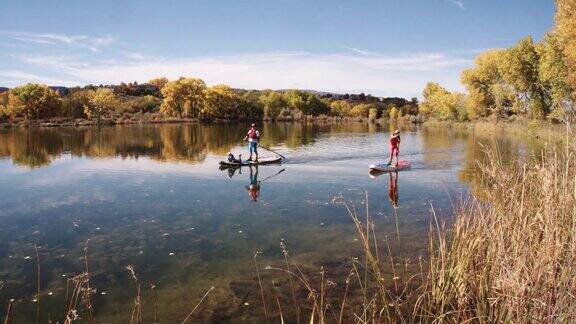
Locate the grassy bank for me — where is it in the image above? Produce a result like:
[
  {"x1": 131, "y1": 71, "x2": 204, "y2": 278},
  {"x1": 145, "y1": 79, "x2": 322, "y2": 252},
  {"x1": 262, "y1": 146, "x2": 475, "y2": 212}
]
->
[{"x1": 423, "y1": 118, "x2": 568, "y2": 143}]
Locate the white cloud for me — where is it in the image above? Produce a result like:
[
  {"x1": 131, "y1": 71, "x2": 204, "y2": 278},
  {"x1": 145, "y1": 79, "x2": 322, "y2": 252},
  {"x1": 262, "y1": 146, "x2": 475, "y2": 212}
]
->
[
  {"x1": 57, "y1": 51, "x2": 470, "y2": 97},
  {"x1": 450, "y1": 0, "x2": 465, "y2": 10},
  {"x1": 344, "y1": 47, "x2": 374, "y2": 55},
  {"x1": 0, "y1": 31, "x2": 114, "y2": 51},
  {"x1": 0, "y1": 69, "x2": 78, "y2": 87},
  {"x1": 123, "y1": 51, "x2": 148, "y2": 60},
  {"x1": 6, "y1": 49, "x2": 472, "y2": 97}
]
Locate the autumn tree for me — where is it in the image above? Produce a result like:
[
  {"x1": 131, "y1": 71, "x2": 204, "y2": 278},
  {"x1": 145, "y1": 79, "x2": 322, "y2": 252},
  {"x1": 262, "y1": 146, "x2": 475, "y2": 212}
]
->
[
  {"x1": 0, "y1": 91, "x2": 8, "y2": 121},
  {"x1": 62, "y1": 89, "x2": 92, "y2": 118},
  {"x1": 349, "y1": 103, "x2": 373, "y2": 118},
  {"x1": 259, "y1": 91, "x2": 285, "y2": 120},
  {"x1": 389, "y1": 106, "x2": 399, "y2": 120},
  {"x1": 329, "y1": 100, "x2": 352, "y2": 117},
  {"x1": 461, "y1": 50, "x2": 506, "y2": 118},
  {"x1": 148, "y1": 77, "x2": 169, "y2": 91},
  {"x1": 501, "y1": 37, "x2": 549, "y2": 118},
  {"x1": 420, "y1": 82, "x2": 468, "y2": 121},
  {"x1": 6, "y1": 84, "x2": 62, "y2": 120},
  {"x1": 202, "y1": 85, "x2": 239, "y2": 119},
  {"x1": 555, "y1": 0, "x2": 576, "y2": 99},
  {"x1": 160, "y1": 78, "x2": 206, "y2": 118},
  {"x1": 84, "y1": 88, "x2": 120, "y2": 120}
]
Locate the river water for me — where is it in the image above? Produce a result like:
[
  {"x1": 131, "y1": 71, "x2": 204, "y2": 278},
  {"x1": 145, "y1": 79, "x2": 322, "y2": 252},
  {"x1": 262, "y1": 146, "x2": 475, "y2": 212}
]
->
[{"x1": 0, "y1": 122, "x2": 540, "y2": 323}]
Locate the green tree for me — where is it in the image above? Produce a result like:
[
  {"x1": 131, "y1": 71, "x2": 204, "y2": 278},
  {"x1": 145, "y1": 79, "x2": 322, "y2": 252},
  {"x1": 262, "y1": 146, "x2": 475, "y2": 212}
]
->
[
  {"x1": 84, "y1": 88, "x2": 119, "y2": 120},
  {"x1": 160, "y1": 78, "x2": 207, "y2": 118},
  {"x1": 259, "y1": 91, "x2": 285, "y2": 120},
  {"x1": 6, "y1": 84, "x2": 62, "y2": 120}
]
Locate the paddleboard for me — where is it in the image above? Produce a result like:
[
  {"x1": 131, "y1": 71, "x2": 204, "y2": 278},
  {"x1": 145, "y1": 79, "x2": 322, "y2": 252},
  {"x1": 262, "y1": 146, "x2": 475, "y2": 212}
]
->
[
  {"x1": 219, "y1": 156, "x2": 282, "y2": 167},
  {"x1": 369, "y1": 160, "x2": 410, "y2": 173}
]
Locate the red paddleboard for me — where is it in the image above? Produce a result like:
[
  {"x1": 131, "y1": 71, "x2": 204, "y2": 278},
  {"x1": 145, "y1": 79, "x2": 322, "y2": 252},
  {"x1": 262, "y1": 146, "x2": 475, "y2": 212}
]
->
[{"x1": 369, "y1": 160, "x2": 410, "y2": 173}]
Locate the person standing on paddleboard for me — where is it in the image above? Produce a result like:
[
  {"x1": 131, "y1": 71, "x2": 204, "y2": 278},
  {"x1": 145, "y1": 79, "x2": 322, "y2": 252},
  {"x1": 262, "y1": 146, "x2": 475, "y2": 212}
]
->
[
  {"x1": 387, "y1": 129, "x2": 401, "y2": 166},
  {"x1": 244, "y1": 123, "x2": 260, "y2": 162}
]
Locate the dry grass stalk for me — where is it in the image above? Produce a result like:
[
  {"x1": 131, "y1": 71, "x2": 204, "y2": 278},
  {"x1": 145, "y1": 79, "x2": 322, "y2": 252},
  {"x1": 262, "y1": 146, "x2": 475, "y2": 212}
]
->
[
  {"x1": 180, "y1": 286, "x2": 214, "y2": 323},
  {"x1": 126, "y1": 265, "x2": 142, "y2": 324},
  {"x1": 418, "y1": 144, "x2": 576, "y2": 322}
]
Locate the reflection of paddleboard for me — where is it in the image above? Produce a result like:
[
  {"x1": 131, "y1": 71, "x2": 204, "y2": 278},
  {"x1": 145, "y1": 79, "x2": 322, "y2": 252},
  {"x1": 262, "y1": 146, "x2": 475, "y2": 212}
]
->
[
  {"x1": 369, "y1": 160, "x2": 410, "y2": 173},
  {"x1": 219, "y1": 156, "x2": 282, "y2": 167}
]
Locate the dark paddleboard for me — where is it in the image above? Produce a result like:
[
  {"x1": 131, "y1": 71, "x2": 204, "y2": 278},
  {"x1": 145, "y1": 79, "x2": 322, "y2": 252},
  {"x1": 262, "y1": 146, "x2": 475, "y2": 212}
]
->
[{"x1": 219, "y1": 156, "x2": 282, "y2": 167}]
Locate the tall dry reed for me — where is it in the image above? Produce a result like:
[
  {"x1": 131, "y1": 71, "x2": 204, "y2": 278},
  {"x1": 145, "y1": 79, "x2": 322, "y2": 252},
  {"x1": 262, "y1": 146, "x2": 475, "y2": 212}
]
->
[{"x1": 417, "y1": 145, "x2": 576, "y2": 322}]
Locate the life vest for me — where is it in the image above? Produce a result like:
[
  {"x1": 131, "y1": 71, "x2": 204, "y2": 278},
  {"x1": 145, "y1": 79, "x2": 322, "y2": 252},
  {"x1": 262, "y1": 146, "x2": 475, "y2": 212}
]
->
[
  {"x1": 248, "y1": 128, "x2": 258, "y2": 139},
  {"x1": 390, "y1": 135, "x2": 400, "y2": 147}
]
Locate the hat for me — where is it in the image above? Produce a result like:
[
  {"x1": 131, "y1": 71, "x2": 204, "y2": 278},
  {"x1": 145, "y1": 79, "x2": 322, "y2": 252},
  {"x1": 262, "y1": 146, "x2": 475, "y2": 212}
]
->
[
  {"x1": 251, "y1": 123, "x2": 255, "y2": 127},
  {"x1": 394, "y1": 129, "x2": 400, "y2": 134}
]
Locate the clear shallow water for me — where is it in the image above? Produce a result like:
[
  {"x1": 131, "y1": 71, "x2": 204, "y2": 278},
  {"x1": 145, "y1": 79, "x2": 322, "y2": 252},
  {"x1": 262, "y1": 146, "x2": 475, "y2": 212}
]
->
[{"x1": 0, "y1": 123, "x2": 539, "y2": 322}]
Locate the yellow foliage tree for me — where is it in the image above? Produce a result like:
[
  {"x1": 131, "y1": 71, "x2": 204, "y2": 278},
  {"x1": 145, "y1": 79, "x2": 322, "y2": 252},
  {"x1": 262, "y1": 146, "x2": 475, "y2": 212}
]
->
[
  {"x1": 389, "y1": 106, "x2": 399, "y2": 120},
  {"x1": 555, "y1": 0, "x2": 576, "y2": 98},
  {"x1": 84, "y1": 88, "x2": 119, "y2": 120},
  {"x1": 0, "y1": 92, "x2": 8, "y2": 121},
  {"x1": 202, "y1": 85, "x2": 240, "y2": 120},
  {"x1": 148, "y1": 77, "x2": 169, "y2": 90},
  {"x1": 349, "y1": 103, "x2": 373, "y2": 118},
  {"x1": 259, "y1": 91, "x2": 285, "y2": 120},
  {"x1": 461, "y1": 50, "x2": 508, "y2": 118},
  {"x1": 160, "y1": 78, "x2": 206, "y2": 118},
  {"x1": 6, "y1": 84, "x2": 62, "y2": 120},
  {"x1": 329, "y1": 100, "x2": 351, "y2": 117}
]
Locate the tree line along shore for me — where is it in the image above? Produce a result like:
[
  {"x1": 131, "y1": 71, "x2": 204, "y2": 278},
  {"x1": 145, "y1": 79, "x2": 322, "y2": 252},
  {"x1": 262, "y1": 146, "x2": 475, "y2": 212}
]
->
[
  {"x1": 419, "y1": 6, "x2": 575, "y2": 125},
  {"x1": 1, "y1": 2, "x2": 574, "y2": 132},
  {"x1": 0, "y1": 79, "x2": 420, "y2": 128}
]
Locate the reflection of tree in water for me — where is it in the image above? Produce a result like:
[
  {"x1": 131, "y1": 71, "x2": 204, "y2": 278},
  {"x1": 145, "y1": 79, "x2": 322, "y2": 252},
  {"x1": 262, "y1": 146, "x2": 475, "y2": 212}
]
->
[
  {"x1": 0, "y1": 125, "x2": 243, "y2": 167},
  {"x1": 262, "y1": 122, "x2": 385, "y2": 149},
  {"x1": 457, "y1": 131, "x2": 548, "y2": 198},
  {"x1": 0, "y1": 122, "x2": 417, "y2": 168},
  {"x1": 0, "y1": 129, "x2": 63, "y2": 167}
]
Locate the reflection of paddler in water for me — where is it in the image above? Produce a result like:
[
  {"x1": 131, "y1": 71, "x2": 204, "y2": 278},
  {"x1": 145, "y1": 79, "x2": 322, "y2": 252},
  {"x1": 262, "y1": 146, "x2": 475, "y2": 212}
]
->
[
  {"x1": 245, "y1": 166, "x2": 261, "y2": 201},
  {"x1": 388, "y1": 171, "x2": 399, "y2": 209}
]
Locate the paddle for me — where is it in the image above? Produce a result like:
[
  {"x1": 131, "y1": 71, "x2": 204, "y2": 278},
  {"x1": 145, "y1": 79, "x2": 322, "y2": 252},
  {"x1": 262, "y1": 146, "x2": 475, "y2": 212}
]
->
[
  {"x1": 258, "y1": 144, "x2": 286, "y2": 159},
  {"x1": 259, "y1": 168, "x2": 286, "y2": 183}
]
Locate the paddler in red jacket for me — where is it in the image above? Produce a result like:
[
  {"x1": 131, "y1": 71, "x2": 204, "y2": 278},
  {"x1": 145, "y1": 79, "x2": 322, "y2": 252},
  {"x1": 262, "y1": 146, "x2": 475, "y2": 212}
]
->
[
  {"x1": 387, "y1": 129, "x2": 400, "y2": 167},
  {"x1": 243, "y1": 123, "x2": 260, "y2": 162}
]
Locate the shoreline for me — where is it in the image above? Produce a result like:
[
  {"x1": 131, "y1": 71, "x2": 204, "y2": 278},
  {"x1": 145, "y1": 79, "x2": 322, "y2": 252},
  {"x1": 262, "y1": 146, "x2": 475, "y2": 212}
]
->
[{"x1": 0, "y1": 114, "x2": 422, "y2": 129}]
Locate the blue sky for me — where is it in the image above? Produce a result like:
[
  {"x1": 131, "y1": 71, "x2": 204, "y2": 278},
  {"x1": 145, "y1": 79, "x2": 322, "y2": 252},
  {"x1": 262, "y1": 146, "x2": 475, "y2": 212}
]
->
[{"x1": 0, "y1": 0, "x2": 555, "y2": 97}]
